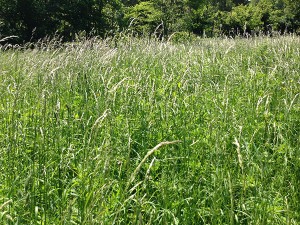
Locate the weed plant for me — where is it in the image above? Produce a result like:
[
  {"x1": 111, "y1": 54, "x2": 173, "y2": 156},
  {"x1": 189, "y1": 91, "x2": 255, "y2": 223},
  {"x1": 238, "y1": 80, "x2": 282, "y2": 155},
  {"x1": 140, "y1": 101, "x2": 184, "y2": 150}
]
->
[{"x1": 0, "y1": 35, "x2": 299, "y2": 224}]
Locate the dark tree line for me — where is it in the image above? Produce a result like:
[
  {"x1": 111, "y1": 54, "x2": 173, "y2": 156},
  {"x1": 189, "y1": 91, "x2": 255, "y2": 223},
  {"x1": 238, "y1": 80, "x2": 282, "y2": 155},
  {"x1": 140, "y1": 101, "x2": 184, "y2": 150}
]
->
[{"x1": 0, "y1": 0, "x2": 300, "y2": 42}]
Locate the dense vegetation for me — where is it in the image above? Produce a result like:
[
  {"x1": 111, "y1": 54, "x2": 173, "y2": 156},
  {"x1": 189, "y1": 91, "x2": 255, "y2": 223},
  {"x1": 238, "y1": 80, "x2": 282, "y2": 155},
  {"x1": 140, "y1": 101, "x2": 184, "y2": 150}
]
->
[
  {"x1": 0, "y1": 35, "x2": 300, "y2": 224},
  {"x1": 1, "y1": 0, "x2": 300, "y2": 42}
]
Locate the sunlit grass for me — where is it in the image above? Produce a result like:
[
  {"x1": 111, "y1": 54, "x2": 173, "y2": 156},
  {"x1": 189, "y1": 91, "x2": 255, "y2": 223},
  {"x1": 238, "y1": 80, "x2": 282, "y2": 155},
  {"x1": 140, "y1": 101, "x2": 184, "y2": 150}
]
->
[{"x1": 0, "y1": 35, "x2": 299, "y2": 224}]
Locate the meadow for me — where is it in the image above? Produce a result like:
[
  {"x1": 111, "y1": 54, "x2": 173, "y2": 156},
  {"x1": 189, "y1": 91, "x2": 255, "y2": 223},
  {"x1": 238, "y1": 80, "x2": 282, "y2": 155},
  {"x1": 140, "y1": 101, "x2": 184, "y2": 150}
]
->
[{"x1": 0, "y1": 35, "x2": 300, "y2": 224}]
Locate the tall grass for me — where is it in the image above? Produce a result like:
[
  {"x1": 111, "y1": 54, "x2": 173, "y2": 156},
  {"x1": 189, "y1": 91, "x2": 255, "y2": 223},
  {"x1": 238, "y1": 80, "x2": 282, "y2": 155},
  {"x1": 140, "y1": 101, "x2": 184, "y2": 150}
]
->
[{"x1": 0, "y1": 35, "x2": 299, "y2": 224}]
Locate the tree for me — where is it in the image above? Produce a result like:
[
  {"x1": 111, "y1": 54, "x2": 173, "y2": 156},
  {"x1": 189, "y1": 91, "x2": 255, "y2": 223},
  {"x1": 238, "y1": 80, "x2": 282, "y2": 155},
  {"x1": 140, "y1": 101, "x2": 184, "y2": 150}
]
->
[
  {"x1": 283, "y1": 0, "x2": 300, "y2": 32},
  {"x1": 190, "y1": 4, "x2": 218, "y2": 36},
  {"x1": 0, "y1": 0, "x2": 125, "y2": 42},
  {"x1": 224, "y1": 4, "x2": 253, "y2": 35},
  {"x1": 0, "y1": 0, "x2": 18, "y2": 39},
  {"x1": 125, "y1": 1, "x2": 163, "y2": 35}
]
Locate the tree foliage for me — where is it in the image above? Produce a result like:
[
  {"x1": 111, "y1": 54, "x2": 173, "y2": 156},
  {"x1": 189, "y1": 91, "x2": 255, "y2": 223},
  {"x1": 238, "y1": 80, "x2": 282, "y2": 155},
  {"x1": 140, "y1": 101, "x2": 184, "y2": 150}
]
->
[
  {"x1": 0, "y1": 0, "x2": 123, "y2": 42},
  {"x1": 0, "y1": 0, "x2": 300, "y2": 42},
  {"x1": 125, "y1": 1, "x2": 163, "y2": 35}
]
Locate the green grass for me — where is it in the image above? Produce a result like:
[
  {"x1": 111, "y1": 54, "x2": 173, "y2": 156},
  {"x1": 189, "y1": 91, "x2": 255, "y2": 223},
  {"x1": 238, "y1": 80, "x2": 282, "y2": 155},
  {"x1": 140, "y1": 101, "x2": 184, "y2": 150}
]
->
[{"x1": 0, "y1": 35, "x2": 300, "y2": 224}]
